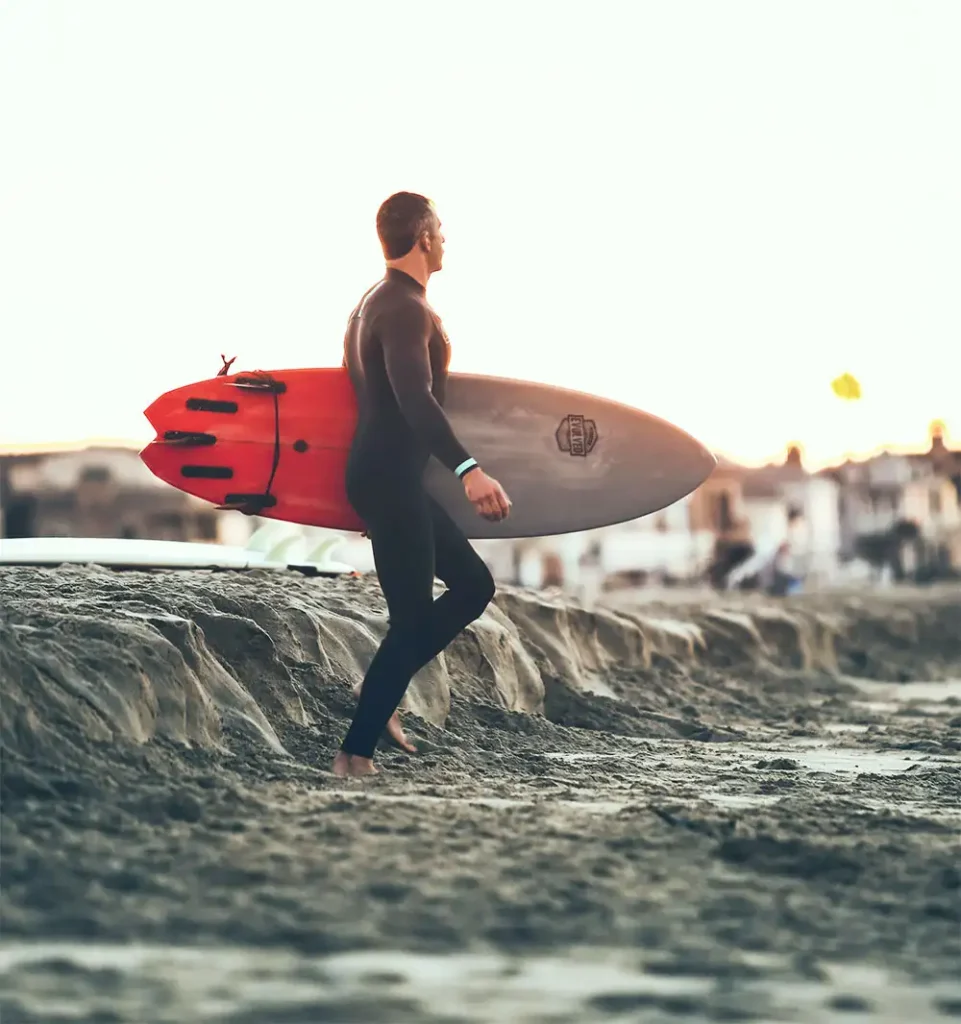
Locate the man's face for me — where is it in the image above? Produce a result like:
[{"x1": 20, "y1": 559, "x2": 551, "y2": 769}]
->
[{"x1": 423, "y1": 211, "x2": 445, "y2": 273}]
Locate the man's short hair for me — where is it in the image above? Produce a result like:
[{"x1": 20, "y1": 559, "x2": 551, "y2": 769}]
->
[{"x1": 376, "y1": 192, "x2": 436, "y2": 259}]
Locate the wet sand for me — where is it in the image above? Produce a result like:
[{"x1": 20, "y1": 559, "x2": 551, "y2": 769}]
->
[{"x1": 1, "y1": 567, "x2": 960, "y2": 1022}]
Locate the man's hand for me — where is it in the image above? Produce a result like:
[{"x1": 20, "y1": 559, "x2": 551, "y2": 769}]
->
[{"x1": 463, "y1": 468, "x2": 511, "y2": 522}]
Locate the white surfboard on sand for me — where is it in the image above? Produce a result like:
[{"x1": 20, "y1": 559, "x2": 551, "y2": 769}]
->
[{"x1": 0, "y1": 532, "x2": 355, "y2": 575}]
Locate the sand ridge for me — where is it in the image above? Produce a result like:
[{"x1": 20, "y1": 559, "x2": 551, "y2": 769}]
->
[{"x1": 1, "y1": 568, "x2": 960, "y2": 1022}]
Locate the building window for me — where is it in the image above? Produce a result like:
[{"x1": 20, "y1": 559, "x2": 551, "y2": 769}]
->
[
  {"x1": 149, "y1": 512, "x2": 185, "y2": 538},
  {"x1": 3, "y1": 497, "x2": 36, "y2": 539},
  {"x1": 80, "y1": 466, "x2": 111, "y2": 484},
  {"x1": 196, "y1": 515, "x2": 218, "y2": 541}
]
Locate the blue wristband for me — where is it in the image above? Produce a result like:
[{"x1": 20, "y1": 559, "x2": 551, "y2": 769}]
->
[{"x1": 454, "y1": 457, "x2": 478, "y2": 479}]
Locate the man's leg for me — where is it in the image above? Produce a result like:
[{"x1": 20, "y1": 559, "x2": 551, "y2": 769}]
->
[
  {"x1": 372, "y1": 499, "x2": 496, "y2": 753},
  {"x1": 428, "y1": 497, "x2": 496, "y2": 627},
  {"x1": 337, "y1": 496, "x2": 495, "y2": 767},
  {"x1": 336, "y1": 488, "x2": 437, "y2": 772},
  {"x1": 355, "y1": 499, "x2": 494, "y2": 755}
]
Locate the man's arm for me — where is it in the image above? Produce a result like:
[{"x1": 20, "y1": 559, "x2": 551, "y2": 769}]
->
[{"x1": 378, "y1": 303, "x2": 477, "y2": 477}]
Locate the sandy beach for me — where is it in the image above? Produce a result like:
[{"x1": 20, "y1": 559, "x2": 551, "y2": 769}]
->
[{"x1": 1, "y1": 566, "x2": 959, "y2": 1023}]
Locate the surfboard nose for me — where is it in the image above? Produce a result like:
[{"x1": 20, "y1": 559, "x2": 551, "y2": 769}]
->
[
  {"x1": 667, "y1": 426, "x2": 717, "y2": 489},
  {"x1": 695, "y1": 441, "x2": 718, "y2": 483}
]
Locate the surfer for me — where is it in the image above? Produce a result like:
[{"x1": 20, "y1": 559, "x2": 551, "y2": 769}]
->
[
  {"x1": 725, "y1": 506, "x2": 806, "y2": 596},
  {"x1": 333, "y1": 192, "x2": 512, "y2": 777}
]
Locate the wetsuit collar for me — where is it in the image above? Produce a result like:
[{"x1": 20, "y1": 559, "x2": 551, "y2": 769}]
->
[{"x1": 386, "y1": 267, "x2": 426, "y2": 295}]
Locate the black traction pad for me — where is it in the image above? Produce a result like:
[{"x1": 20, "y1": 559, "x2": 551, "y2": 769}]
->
[
  {"x1": 181, "y1": 465, "x2": 233, "y2": 479},
  {"x1": 186, "y1": 398, "x2": 239, "y2": 414}
]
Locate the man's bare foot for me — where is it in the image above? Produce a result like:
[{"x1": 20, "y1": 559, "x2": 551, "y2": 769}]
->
[
  {"x1": 384, "y1": 710, "x2": 418, "y2": 754},
  {"x1": 353, "y1": 684, "x2": 417, "y2": 754},
  {"x1": 331, "y1": 751, "x2": 378, "y2": 777}
]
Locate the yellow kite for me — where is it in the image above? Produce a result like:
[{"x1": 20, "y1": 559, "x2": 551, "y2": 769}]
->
[{"x1": 831, "y1": 372, "x2": 862, "y2": 401}]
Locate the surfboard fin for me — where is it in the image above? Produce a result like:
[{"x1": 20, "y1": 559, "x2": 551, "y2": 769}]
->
[
  {"x1": 162, "y1": 430, "x2": 217, "y2": 447},
  {"x1": 216, "y1": 493, "x2": 278, "y2": 515},
  {"x1": 228, "y1": 373, "x2": 287, "y2": 394}
]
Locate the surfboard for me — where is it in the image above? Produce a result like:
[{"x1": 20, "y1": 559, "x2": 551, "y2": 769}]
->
[
  {"x1": 0, "y1": 536, "x2": 355, "y2": 574},
  {"x1": 140, "y1": 367, "x2": 716, "y2": 539}
]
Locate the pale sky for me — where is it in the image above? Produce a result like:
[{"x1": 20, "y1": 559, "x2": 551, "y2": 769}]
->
[{"x1": 1, "y1": 0, "x2": 959, "y2": 468}]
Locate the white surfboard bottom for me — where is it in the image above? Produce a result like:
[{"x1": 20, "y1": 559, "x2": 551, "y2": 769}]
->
[{"x1": 0, "y1": 536, "x2": 355, "y2": 574}]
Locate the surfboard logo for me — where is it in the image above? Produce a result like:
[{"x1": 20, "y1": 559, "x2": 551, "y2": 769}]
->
[{"x1": 555, "y1": 414, "x2": 598, "y2": 457}]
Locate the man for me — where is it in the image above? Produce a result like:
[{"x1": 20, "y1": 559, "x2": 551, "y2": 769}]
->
[{"x1": 333, "y1": 192, "x2": 512, "y2": 777}]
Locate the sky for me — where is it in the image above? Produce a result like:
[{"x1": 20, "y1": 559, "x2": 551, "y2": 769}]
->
[{"x1": 1, "y1": 0, "x2": 959, "y2": 469}]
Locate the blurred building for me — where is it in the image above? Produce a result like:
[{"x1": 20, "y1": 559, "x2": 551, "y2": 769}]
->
[
  {"x1": 0, "y1": 446, "x2": 250, "y2": 543},
  {"x1": 818, "y1": 423, "x2": 961, "y2": 577}
]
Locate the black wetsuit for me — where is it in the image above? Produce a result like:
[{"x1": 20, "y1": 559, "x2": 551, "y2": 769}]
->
[{"x1": 340, "y1": 268, "x2": 495, "y2": 758}]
